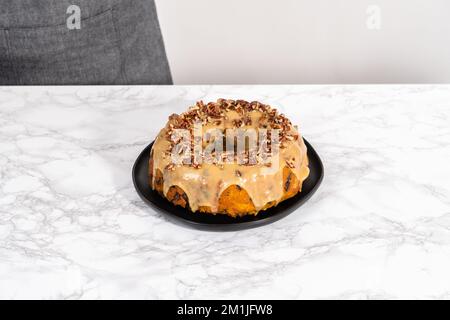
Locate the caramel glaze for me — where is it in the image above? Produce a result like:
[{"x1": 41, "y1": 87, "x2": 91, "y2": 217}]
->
[{"x1": 149, "y1": 99, "x2": 310, "y2": 215}]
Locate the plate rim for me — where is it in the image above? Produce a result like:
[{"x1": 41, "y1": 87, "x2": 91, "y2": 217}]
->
[{"x1": 132, "y1": 138, "x2": 324, "y2": 231}]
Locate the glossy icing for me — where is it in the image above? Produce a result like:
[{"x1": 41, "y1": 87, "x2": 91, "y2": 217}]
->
[{"x1": 150, "y1": 100, "x2": 310, "y2": 213}]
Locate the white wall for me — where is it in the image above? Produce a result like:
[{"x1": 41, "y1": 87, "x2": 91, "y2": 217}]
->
[{"x1": 155, "y1": 0, "x2": 450, "y2": 84}]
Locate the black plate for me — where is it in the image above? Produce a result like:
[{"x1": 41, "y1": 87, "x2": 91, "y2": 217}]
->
[{"x1": 132, "y1": 139, "x2": 324, "y2": 231}]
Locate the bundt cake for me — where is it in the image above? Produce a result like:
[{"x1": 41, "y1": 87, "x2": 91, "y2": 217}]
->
[{"x1": 149, "y1": 99, "x2": 310, "y2": 218}]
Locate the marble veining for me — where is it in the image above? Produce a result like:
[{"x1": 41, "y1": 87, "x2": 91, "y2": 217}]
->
[{"x1": 0, "y1": 85, "x2": 450, "y2": 299}]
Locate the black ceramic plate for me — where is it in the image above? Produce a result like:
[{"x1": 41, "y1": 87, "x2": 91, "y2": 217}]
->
[{"x1": 132, "y1": 139, "x2": 324, "y2": 231}]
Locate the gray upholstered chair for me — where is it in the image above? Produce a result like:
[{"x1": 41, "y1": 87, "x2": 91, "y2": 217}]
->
[{"x1": 0, "y1": 0, "x2": 172, "y2": 85}]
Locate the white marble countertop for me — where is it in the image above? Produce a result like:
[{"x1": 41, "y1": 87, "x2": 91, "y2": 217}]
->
[{"x1": 1, "y1": 85, "x2": 450, "y2": 299}]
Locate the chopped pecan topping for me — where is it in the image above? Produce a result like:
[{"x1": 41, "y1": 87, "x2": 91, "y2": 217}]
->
[
  {"x1": 163, "y1": 99, "x2": 298, "y2": 168},
  {"x1": 165, "y1": 163, "x2": 175, "y2": 171},
  {"x1": 285, "y1": 159, "x2": 295, "y2": 169}
]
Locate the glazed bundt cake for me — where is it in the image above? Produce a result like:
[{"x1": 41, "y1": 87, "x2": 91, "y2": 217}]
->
[{"x1": 149, "y1": 99, "x2": 310, "y2": 218}]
